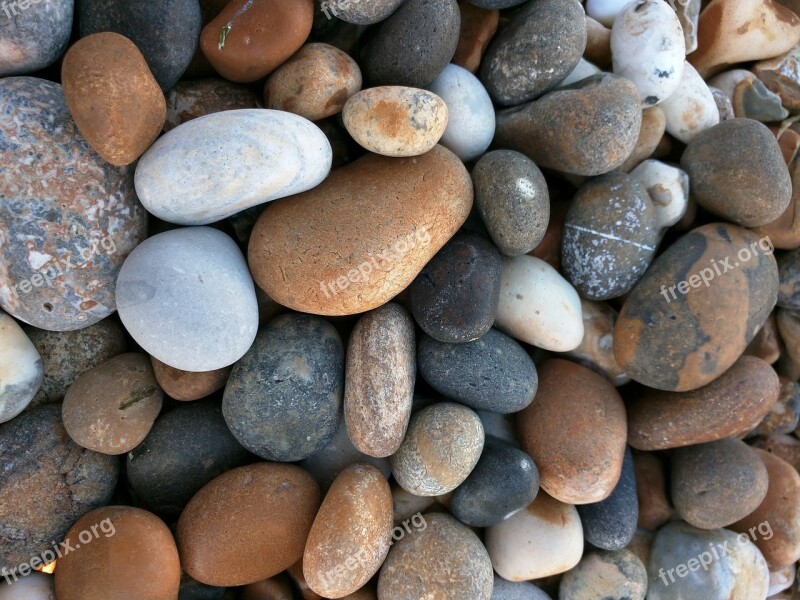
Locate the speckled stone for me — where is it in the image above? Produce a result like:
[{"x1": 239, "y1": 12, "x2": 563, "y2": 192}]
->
[
  {"x1": 660, "y1": 61, "x2": 719, "y2": 143},
  {"x1": 320, "y1": 0, "x2": 402, "y2": 23},
  {"x1": 164, "y1": 78, "x2": 258, "y2": 131},
  {"x1": 78, "y1": 0, "x2": 201, "y2": 91},
  {"x1": 751, "y1": 376, "x2": 800, "y2": 435},
  {"x1": 480, "y1": 0, "x2": 585, "y2": 106},
  {"x1": 495, "y1": 74, "x2": 642, "y2": 177},
  {"x1": 559, "y1": 549, "x2": 647, "y2": 600},
  {"x1": 0, "y1": 405, "x2": 119, "y2": 573},
  {"x1": 378, "y1": 513, "x2": 493, "y2": 600},
  {"x1": 565, "y1": 299, "x2": 629, "y2": 386},
  {"x1": 126, "y1": 400, "x2": 251, "y2": 515},
  {"x1": 452, "y1": 3, "x2": 498, "y2": 74},
  {"x1": 0, "y1": 77, "x2": 147, "y2": 331},
  {"x1": 0, "y1": 0, "x2": 73, "y2": 76},
  {"x1": 491, "y1": 576, "x2": 551, "y2": 600},
  {"x1": 0, "y1": 312, "x2": 41, "y2": 423},
  {"x1": 409, "y1": 233, "x2": 501, "y2": 343},
  {"x1": 418, "y1": 329, "x2": 537, "y2": 414},
  {"x1": 629, "y1": 159, "x2": 689, "y2": 233},
  {"x1": 116, "y1": 227, "x2": 259, "y2": 372},
  {"x1": 472, "y1": 150, "x2": 550, "y2": 257},
  {"x1": 150, "y1": 357, "x2": 230, "y2": 402}
]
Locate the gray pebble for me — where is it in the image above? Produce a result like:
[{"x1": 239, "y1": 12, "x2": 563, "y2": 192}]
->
[{"x1": 0, "y1": 0, "x2": 73, "y2": 76}]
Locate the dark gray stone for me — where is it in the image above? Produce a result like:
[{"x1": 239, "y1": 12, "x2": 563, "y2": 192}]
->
[
  {"x1": 0, "y1": 0, "x2": 73, "y2": 76},
  {"x1": 469, "y1": 0, "x2": 527, "y2": 8},
  {"x1": 778, "y1": 248, "x2": 800, "y2": 309},
  {"x1": 320, "y1": 0, "x2": 403, "y2": 24}
]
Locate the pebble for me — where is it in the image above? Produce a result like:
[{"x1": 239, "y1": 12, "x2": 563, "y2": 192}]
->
[
  {"x1": 177, "y1": 463, "x2": 321, "y2": 586},
  {"x1": 320, "y1": 0, "x2": 402, "y2": 24},
  {"x1": 164, "y1": 78, "x2": 258, "y2": 131},
  {"x1": 62, "y1": 353, "x2": 163, "y2": 455},
  {"x1": 116, "y1": 227, "x2": 258, "y2": 372},
  {"x1": 0, "y1": 572, "x2": 54, "y2": 600},
  {"x1": 241, "y1": 575, "x2": 293, "y2": 600},
  {"x1": 150, "y1": 357, "x2": 230, "y2": 401},
  {"x1": 632, "y1": 451, "x2": 672, "y2": 531},
  {"x1": 264, "y1": 43, "x2": 362, "y2": 121},
  {"x1": 614, "y1": 224, "x2": 779, "y2": 391},
  {"x1": 0, "y1": 312, "x2": 42, "y2": 423},
  {"x1": 628, "y1": 356, "x2": 780, "y2": 450},
  {"x1": 0, "y1": 0, "x2": 72, "y2": 76},
  {"x1": 452, "y1": 3, "x2": 498, "y2": 74},
  {"x1": 495, "y1": 256, "x2": 583, "y2": 351},
  {"x1": 751, "y1": 376, "x2": 800, "y2": 435},
  {"x1": 342, "y1": 86, "x2": 448, "y2": 157},
  {"x1": 628, "y1": 159, "x2": 690, "y2": 234},
  {"x1": 659, "y1": 61, "x2": 719, "y2": 143},
  {"x1": 200, "y1": 0, "x2": 313, "y2": 83},
  {"x1": 391, "y1": 402, "x2": 484, "y2": 496},
  {"x1": 78, "y1": 0, "x2": 201, "y2": 91},
  {"x1": 54, "y1": 506, "x2": 180, "y2": 600},
  {"x1": 494, "y1": 73, "x2": 642, "y2": 176},
  {"x1": 671, "y1": 437, "x2": 769, "y2": 529},
  {"x1": 345, "y1": 303, "x2": 415, "y2": 458},
  {"x1": 479, "y1": 0, "x2": 586, "y2": 106},
  {"x1": 135, "y1": 109, "x2": 332, "y2": 225},
  {"x1": 559, "y1": 549, "x2": 647, "y2": 600},
  {"x1": 730, "y1": 76, "x2": 790, "y2": 122},
  {"x1": 675, "y1": 0, "x2": 701, "y2": 53},
  {"x1": 491, "y1": 577, "x2": 552, "y2": 600},
  {"x1": 562, "y1": 171, "x2": 658, "y2": 301},
  {"x1": 466, "y1": 0, "x2": 526, "y2": 7},
  {"x1": 779, "y1": 248, "x2": 800, "y2": 308},
  {"x1": 223, "y1": 313, "x2": 343, "y2": 462},
  {"x1": 303, "y1": 465, "x2": 393, "y2": 598},
  {"x1": 585, "y1": 16, "x2": 612, "y2": 69},
  {"x1": 0, "y1": 405, "x2": 118, "y2": 573},
  {"x1": 472, "y1": 150, "x2": 550, "y2": 257},
  {"x1": 711, "y1": 86, "x2": 736, "y2": 121},
  {"x1": 756, "y1": 156, "x2": 800, "y2": 249},
  {"x1": 586, "y1": 0, "x2": 630, "y2": 26},
  {"x1": 778, "y1": 308, "x2": 800, "y2": 365},
  {"x1": 451, "y1": 441, "x2": 539, "y2": 528},
  {"x1": 0, "y1": 77, "x2": 147, "y2": 331},
  {"x1": 745, "y1": 315, "x2": 781, "y2": 365},
  {"x1": 418, "y1": 328, "x2": 537, "y2": 414},
  {"x1": 564, "y1": 299, "x2": 629, "y2": 385},
  {"x1": 610, "y1": 0, "x2": 686, "y2": 106},
  {"x1": 361, "y1": 0, "x2": 459, "y2": 87},
  {"x1": 248, "y1": 145, "x2": 472, "y2": 316},
  {"x1": 517, "y1": 359, "x2": 627, "y2": 505},
  {"x1": 558, "y1": 58, "x2": 602, "y2": 88},
  {"x1": 126, "y1": 400, "x2": 251, "y2": 515},
  {"x1": 377, "y1": 512, "x2": 493, "y2": 600},
  {"x1": 618, "y1": 106, "x2": 667, "y2": 173},
  {"x1": 486, "y1": 492, "x2": 584, "y2": 581},
  {"x1": 754, "y1": 45, "x2": 800, "y2": 111}
]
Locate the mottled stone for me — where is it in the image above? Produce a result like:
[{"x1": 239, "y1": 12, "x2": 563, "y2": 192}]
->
[
  {"x1": 559, "y1": 549, "x2": 647, "y2": 600},
  {"x1": 755, "y1": 45, "x2": 800, "y2": 111},
  {"x1": 452, "y1": 3, "x2": 498, "y2": 73},
  {"x1": 0, "y1": 0, "x2": 73, "y2": 76},
  {"x1": 150, "y1": 357, "x2": 230, "y2": 402},
  {"x1": 744, "y1": 314, "x2": 781, "y2": 364},
  {"x1": 629, "y1": 159, "x2": 689, "y2": 233},
  {"x1": 320, "y1": 0, "x2": 402, "y2": 24},
  {"x1": 0, "y1": 312, "x2": 41, "y2": 423},
  {"x1": 565, "y1": 299, "x2": 629, "y2": 385},
  {"x1": 750, "y1": 376, "x2": 800, "y2": 436},
  {"x1": 731, "y1": 76, "x2": 789, "y2": 122},
  {"x1": 752, "y1": 433, "x2": 800, "y2": 472},
  {"x1": 164, "y1": 78, "x2": 258, "y2": 131}
]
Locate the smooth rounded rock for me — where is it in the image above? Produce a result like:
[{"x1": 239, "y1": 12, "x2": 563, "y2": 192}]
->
[
  {"x1": 629, "y1": 159, "x2": 689, "y2": 233},
  {"x1": 618, "y1": 105, "x2": 667, "y2": 173},
  {"x1": 492, "y1": 577, "x2": 552, "y2": 600},
  {"x1": 586, "y1": 0, "x2": 632, "y2": 26},
  {"x1": 659, "y1": 61, "x2": 719, "y2": 143},
  {"x1": 0, "y1": 312, "x2": 42, "y2": 424},
  {"x1": 559, "y1": 549, "x2": 647, "y2": 600},
  {"x1": 320, "y1": 0, "x2": 403, "y2": 24},
  {"x1": 0, "y1": 0, "x2": 73, "y2": 76},
  {"x1": 164, "y1": 78, "x2": 258, "y2": 131},
  {"x1": 564, "y1": 299, "x2": 629, "y2": 386},
  {"x1": 633, "y1": 451, "x2": 672, "y2": 531},
  {"x1": 150, "y1": 357, "x2": 230, "y2": 401},
  {"x1": 452, "y1": 3, "x2": 498, "y2": 73}
]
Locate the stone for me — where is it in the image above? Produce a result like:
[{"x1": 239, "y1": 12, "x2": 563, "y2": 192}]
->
[
  {"x1": 529, "y1": 199, "x2": 568, "y2": 272},
  {"x1": 486, "y1": 492, "x2": 584, "y2": 581},
  {"x1": 629, "y1": 159, "x2": 690, "y2": 233},
  {"x1": 392, "y1": 482, "x2": 436, "y2": 523},
  {"x1": 755, "y1": 45, "x2": 800, "y2": 111},
  {"x1": 557, "y1": 58, "x2": 602, "y2": 88},
  {"x1": 756, "y1": 159, "x2": 800, "y2": 250},
  {"x1": 78, "y1": 0, "x2": 201, "y2": 91},
  {"x1": 479, "y1": 0, "x2": 585, "y2": 106},
  {"x1": 753, "y1": 433, "x2": 800, "y2": 471},
  {"x1": 562, "y1": 172, "x2": 659, "y2": 300},
  {"x1": 116, "y1": 227, "x2": 258, "y2": 372},
  {"x1": 177, "y1": 463, "x2": 321, "y2": 586},
  {"x1": 586, "y1": 0, "x2": 631, "y2": 26},
  {"x1": 391, "y1": 402, "x2": 484, "y2": 496},
  {"x1": 779, "y1": 248, "x2": 800, "y2": 308},
  {"x1": 0, "y1": 572, "x2": 54, "y2": 599},
  {"x1": 744, "y1": 314, "x2": 781, "y2": 364},
  {"x1": 466, "y1": 0, "x2": 525, "y2": 7},
  {"x1": 378, "y1": 512, "x2": 493, "y2": 600},
  {"x1": 564, "y1": 299, "x2": 629, "y2": 386},
  {"x1": 778, "y1": 307, "x2": 800, "y2": 364},
  {"x1": 659, "y1": 61, "x2": 719, "y2": 143},
  {"x1": 200, "y1": 0, "x2": 312, "y2": 83},
  {"x1": 54, "y1": 506, "x2": 180, "y2": 600},
  {"x1": 675, "y1": 0, "x2": 701, "y2": 53},
  {"x1": 559, "y1": 549, "x2": 647, "y2": 600},
  {"x1": 633, "y1": 451, "x2": 672, "y2": 531},
  {"x1": 472, "y1": 150, "x2": 549, "y2": 257},
  {"x1": 452, "y1": 3, "x2": 498, "y2": 74},
  {"x1": 0, "y1": 0, "x2": 73, "y2": 76},
  {"x1": 241, "y1": 575, "x2": 293, "y2": 600},
  {"x1": 223, "y1": 313, "x2": 343, "y2": 462},
  {"x1": 164, "y1": 78, "x2": 258, "y2": 131},
  {"x1": 150, "y1": 357, "x2": 230, "y2": 402},
  {"x1": 126, "y1": 399, "x2": 251, "y2": 515},
  {"x1": 614, "y1": 224, "x2": 779, "y2": 391},
  {"x1": 248, "y1": 145, "x2": 472, "y2": 316},
  {"x1": 264, "y1": 43, "x2": 362, "y2": 121},
  {"x1": 0, "y1": 77, "x2": 147, "y2": 331},
  {"x1": 769, "y1": 565, "x2": 797, "y2": 597},
  {"x1": 494, "y1": 74, "x2": 642, "y2": 177},
  {"x1": 0, "y1": 405, "x2": 119, "y2": 573},
  {"x1": 672, "y1": 437, "x2": 769, "y2": 530},
  {"x1": 62, "y1": 353, "x2": 163, "y2": 455},
  {"x1": 751, "y1": 376, "x2": 800, "y2": 435},
  {"x1": 618, "y1": 106, "x2": 667, "y2": 173},
  {"x1": 711, "y1": 86, "x2": 736, "y2": 120},
  {"x1": 731, "y1": 77, "x2": 790, "y2": 122},
  {"x1": 320, "y1": 0, "x2": 402, "y2": 23},
  {"x1": 491, "y1": 577, "x2": 551, "y2": 600},
  {"x1": 409, "y1": 233, "x2": 501, "y2": 343},
  {"x1": 585, "y1": 16, "x2": 612, "y2": 69},
  {"x1": 345, "y1": 303, "x2": 415, "y2": 458},
  {"x1": 0, "y1": 312, "x2": 42, "y2": 423},
  {"x1": 418, "y1": 329, "x2": 537, "y2": 414},
  {"x1": 517, "y1": 359, "x2": 627, "y2": 505},
  {"x1": 303, "y1": 465, "x2": 393, "y2": 598},
  {"x1": 135, "y1": 109, "x2": 331, "y2": 225},
  {"x1": 342, "y1": 86, "x2": 448, "y2": 157}
]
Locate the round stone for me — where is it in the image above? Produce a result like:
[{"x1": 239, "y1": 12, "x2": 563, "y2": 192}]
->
[
  {"x1": 559, "y1": 549, "x2": 647, "y2": 600},
  {"x1": 164, "y1": 78, "x2": 258, "y2": 131},
  {"x1": 150, "y1": 357, "x2": 230, "y2": 402},
  {"x1": 0, "y1": 312, "x2": 42, "y2": 424},
  {"x1": 0, "y1": 0, "x2": 72, "y2": 76},
  {"x1": 491, "y1": 576, "x2": 552, "y2": 600},
  {"x1": 320, "y1": 0, "x2": 403, "y2": 24}
]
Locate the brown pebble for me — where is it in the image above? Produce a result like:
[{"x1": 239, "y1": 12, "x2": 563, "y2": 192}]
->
[
  {"x1": 150, "y1": 356, "x2": 230, "y2": 402},
  {"x1": 751, "y1": 376, "x2": 800, "y2": 436},
  {"x1": 756, "y1": 158, "x2": 800, "y2": 250},
  {"x1": 241, "y1": 574, "x2": 294, "y2": 600},
  {"x1": 287, "y1": 558, "x2": 323, "y2": 600},
  {"x1": 778, "y1": 307, "x2": 800, "y2": 364},
  {"x1": 564, "y1": 299, "x2": 629, "y2": 386},
  {"x1": 632, "y1": 451, "x2": 673, "y2": 531},
  {"x1": 452, "y1": 2, "x2": 498, "y2": 73},
  {"x1": 618, "y1": 106, "x2": 666, "y2": 173},
  {"x1": 584, "y1": 16, "x2": 611, "y2": 69},
  {"x1": 752, "y1": 433, "x2": 800, "y2": 472},
  {"x1": 164, "y1": 78, "x2": 258, "y2": 131}
]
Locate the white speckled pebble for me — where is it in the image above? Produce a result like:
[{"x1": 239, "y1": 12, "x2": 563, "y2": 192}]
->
[
  {"x1": 660, "y1": 61, "x2": 719, "y2": 143},
  {"x1": 630, "y1": 159, "x2": 690, "y2": 233},
  {"x1": 134, "y1": 109, "x2": 332, "y2": 226},
  {"x1": 0, "y1": 312, "x2": 42, "y2": 424}
]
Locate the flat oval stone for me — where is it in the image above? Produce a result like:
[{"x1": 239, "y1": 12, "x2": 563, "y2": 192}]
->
[
  {"x1": 565, "y1": 299, "x2": 629, "y2": 386},
  {"x1": 303, "y1": 464, "x2": 393, "y2": 598},
  {"x1": 54, "y1": 506, "x2": 180, "y2": 600},
  {"x1": 495, "y1": 74, "x2": 642, "y2": 177},
  {"x1": 472, "y1": 150, "x2": 550, "y2": 257},
  {"x1": 518, "y1": 359, "x2": 627, "y2": 505},
  {"x1": 345, "y1": 303, "x2": 415, "y2": 458},
  {"x1": 391, "y1": 402, "x2": 484, "y2": 496},
  {"x1": 135, "y1": 109, "x2": 332, "y2": 225},
  {"x1": 0, "y1": 0, "x2": 72, "y2": 76},
  {"x1": 248, "y1": 145, "x2": 472, "y2": 316},
  {"x1": 320, "y1": 0, "x2": 403, "y2": 24},
  {"x1": 150, "y1": 357, "x2": 230, "y2": 402},
  {"x1": 177, "y1": 463, "x2": 321, "y2": 587},
  {"x1": 164, "y1": 78, "x2": 258, "y2": 131},
  {"x1": 377, "y1": 512, "x2": 493, "y2": 600},
  {"x1": 78, "y1": 0, "x2": 201, "y2": 91},
  {"x1": 223, "y1": 313, "x2": 343, "y2": 462},
  {"x1": 343, "y1": 86, "x2": 448, "y2": 157},
  {"x1": 62, "y1": 353, "x2": 163, "y2": 455},
  {"x1": 116, "y1": 227, "x2": 258, "y2": 372},
  {"x1": 491, "y1": 577, "x2": 552, "y2": 600},
  {"x1": 0, "y1": 312, "x2": 42, "y2": 423},
  {"x1": 452, "y1": 3, "x2": 499, "y2": 74},
  {"x1": 418, "y1": 328, "x2": 537, "y2": 414},
  {"x1": 614, "y1": 223, "x2": 779, "y2": 391},
  {"x1": 660, "y1": 61, "x2": 719, "y2": 143},
  {"x1": 126, "y1": 400, "x2": 251, "y2": 515},
  {"x1": 0, "y1": 77, "x2": 147, "y2": 331},
  {"x1": 0, "y1": 405, "x2": 119, "y2": 573},
  {"x1": 361, "y1": 0, "x2": 460, "y2": 87},
  {"x1": 479, "y1": 0, "x2": 585, "y2": 106},
  {"x1": 559, "y1": 549, "x2": 647, "y2": 600}
]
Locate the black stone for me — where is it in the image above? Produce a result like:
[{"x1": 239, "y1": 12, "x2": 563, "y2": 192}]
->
[{"x1": 179, "y1": 575, "x2": 227, "y2": 600}]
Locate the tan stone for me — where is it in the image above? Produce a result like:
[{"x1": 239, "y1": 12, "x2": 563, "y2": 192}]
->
[
  {"x1": 150, "y1": 356, "x2": 230, "y2": 401},
  {"x1": 618, "y1": 106, "x2": 666, "y2": 173},
  {"x1": 632, "y1": 451, "x2": 673, "y2": 531}
]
